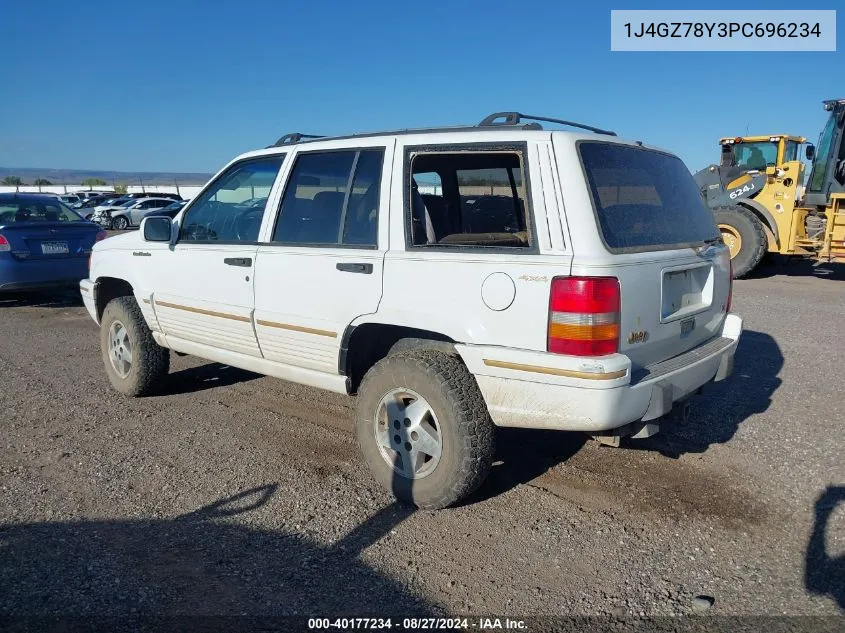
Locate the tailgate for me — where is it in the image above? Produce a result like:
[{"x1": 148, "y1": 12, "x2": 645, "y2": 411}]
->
[
  {"x1": 571, "y1": 139, "x2": 731, "y2": 368},
  {"x1": 613, "y1": 247, "x2": 731, "y2": 368}
]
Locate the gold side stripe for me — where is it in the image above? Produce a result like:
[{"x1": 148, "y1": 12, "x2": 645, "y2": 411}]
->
[
  {"x1": 142, "y1": 298, "x2": 150, "y2": 304},
  {"x1": 256, "y1": 319, "x2": 337, "y2": 338},
  {"x1": 155, "y1": 300, "x2": 250, "y2": 323},
  {"x1": 80, "y1": 287, "x2": 89, "y2": 293},
  {"x1": 482, "y1": 358, "x2": 627, "y2": 381}
]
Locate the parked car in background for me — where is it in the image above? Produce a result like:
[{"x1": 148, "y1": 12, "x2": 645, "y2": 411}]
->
[
  {"x1": 0, "y1": 193, "x2": 106, "y2": 292},
  {"x1": 76, "y1": 191, "x2": 113, "y2": 201},
  {"x1": 143, "y1": 199, "x2": 187, "y2": 220},
  {"x1": 54, "y1": 194, "x2": 81, "y2": 206},
  {"x1": 75, "y1": 195, "x2": 118, "y2": 218},
  {"x1": 125, "y1": 192, "x2": 183, "y2": 201},
  {"x1": 97, "y1": 198, "x2": 175, "y2": 230},
  {"x1": 90, "y1": 198, "x2": 135, "y2": 228}
]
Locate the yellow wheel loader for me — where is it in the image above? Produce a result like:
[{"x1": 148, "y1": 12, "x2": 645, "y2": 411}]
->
[{"x1": 694, "y1": 98, "x2": 845, "y2": 278}]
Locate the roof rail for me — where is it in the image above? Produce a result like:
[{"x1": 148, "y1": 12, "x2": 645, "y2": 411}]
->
[
  {"x1": 478, "y1": 112, "x2": 617, "y2": 136},
  {"x1": 270, "y1": 133, "x2": 326, "y2": 148}
]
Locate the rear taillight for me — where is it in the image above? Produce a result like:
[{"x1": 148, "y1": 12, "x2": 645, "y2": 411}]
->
[
  {"x1": 726, "y1": 260, "x2": 734, "y2": 313},
  {"x1": 0, "y1": 234, "x2": 9, "y2": 252},
  {"x1": 95, "y1": 231, "x2": 107, "y2": 242},
  {"x1": 548, "y1": 277, "x2": 621, "y2": 357}
]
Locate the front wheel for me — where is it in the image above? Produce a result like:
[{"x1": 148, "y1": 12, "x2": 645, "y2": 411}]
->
[
  {"x1": 100, "y1": 296, "x2": 169, "y2": 396},
  {"x1": 355, "y1": 350, "x2": 496, "y2": 509},
  {"x1": 111, "y1": 215, "x2": 129, "y2": 230},
  {"x1": 713, "y1": 205, "x2": 767, "y2": 278}
]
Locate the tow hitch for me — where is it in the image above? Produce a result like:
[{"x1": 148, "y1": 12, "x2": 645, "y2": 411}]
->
[{"x1": 591, "y1": 400, "x2": 692, "y2": 447}]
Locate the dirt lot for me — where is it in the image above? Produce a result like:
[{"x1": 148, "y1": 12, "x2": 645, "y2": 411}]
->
[{"x1": 0, "y1": 258, "x2": 843, "y2": 621}]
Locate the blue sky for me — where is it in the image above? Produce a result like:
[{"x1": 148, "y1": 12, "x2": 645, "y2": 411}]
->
[{"x1": 1, "y1": 0, "x2": 841, "y2": 174}]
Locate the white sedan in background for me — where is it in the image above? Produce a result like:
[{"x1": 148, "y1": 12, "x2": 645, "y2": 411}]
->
[
  {"x1": 107, "y1": 198, "x2": 175, "y2": 230},
  {"x1": 92, "y1": 198, "x2": 174, "y2": 230}
]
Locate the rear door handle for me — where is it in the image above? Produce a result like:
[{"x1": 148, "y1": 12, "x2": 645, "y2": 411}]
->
[
  {"x1": 336, "y1": 262, "x2": 373, "y2": 274},
  {"x1": 224, "y1": 257, "x2": 252, "y2": 267}
]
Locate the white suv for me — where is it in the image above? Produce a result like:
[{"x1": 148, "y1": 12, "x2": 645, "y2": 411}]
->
[{"x1": 80, "y1": 113, "x2": 742, "y2": 509}]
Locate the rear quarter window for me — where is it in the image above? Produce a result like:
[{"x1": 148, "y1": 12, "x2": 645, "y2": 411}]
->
[{"x1": 578, "y1": 142, "x2": 720, "y2": 253}]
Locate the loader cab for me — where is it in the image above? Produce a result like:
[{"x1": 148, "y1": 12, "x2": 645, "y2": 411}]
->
[
  {"x1": 804, "y1": 99, "x2": 845, "y2": 208},
  {"x1": 713, "y1": 135, "x2": 806, "y2": 193}
]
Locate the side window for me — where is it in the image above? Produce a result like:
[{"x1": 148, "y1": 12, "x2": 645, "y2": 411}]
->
[
  {"x1": 180, "y1": 156, "x2": 284, "y2": 243},
  {"x1": 408, "y1": 150, "x2": 530, "y2": 248},
  {"x1": 272, "y1": 148, "x2": 384, "y2": 247}
]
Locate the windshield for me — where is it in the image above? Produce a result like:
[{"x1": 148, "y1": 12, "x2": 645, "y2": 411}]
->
[
  {"x1": 0, "y1": 199, "x2": 82, "y2": 223},
  {"x1": 731, "y1": 142, "x2": 777, "y2": 170},
  {"x1": 579, "y1": 142, "x2": 720, "y2": 253},
  {"x1": 808, "y1": 112, "x2": 837, "y2": 192}
]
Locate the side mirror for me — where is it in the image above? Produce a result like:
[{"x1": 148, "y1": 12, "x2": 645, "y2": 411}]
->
[
  {"x1": 805, "y1": 144, "x2": 816, "y2": 161},
  {"x1": 141, "y1": 216, "x2": 172, "y2": 242}
]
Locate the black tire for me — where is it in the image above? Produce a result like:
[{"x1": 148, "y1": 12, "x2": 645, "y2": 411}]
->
[
  {"x1": 112, "y1": 215, "x2": 129, "y2": 230},
  {"x1": 713, "y1": 205, "x2": 767, "y2": 278},
  {"x1": 100, "y1": 296, "x2": 169, "y2": 396},
  {"x1": 355, "y1": 350, "x2": 496, "y2": 510}
]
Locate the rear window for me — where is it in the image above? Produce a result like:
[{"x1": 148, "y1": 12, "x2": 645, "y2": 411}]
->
[
  {"x1": 0, "y1": 200, "x2": 81, "y2": 223},
  {"x1": 579, "y1": 142, "x2": 720, "y2": 253}
]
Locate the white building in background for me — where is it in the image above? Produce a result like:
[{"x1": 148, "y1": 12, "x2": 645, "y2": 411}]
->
[{"x1": 0, "y1": 183, "x2": 206, "y2": 199}]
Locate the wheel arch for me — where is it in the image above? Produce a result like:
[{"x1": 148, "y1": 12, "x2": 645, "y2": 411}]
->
[
  {"x1": 94, "y1": 276, "x2": 135, "y2": 321},
  {"x1": 736, "y1": 199, "x2": 780, "y2": 249},
  {"x1": 340, "y1": 321, "x2": 459, "y2": 394}
]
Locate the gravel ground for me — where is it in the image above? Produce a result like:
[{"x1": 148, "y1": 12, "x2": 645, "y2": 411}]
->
[{"x1": 0, "y1": 257, "x2": 843, "y2": 622}]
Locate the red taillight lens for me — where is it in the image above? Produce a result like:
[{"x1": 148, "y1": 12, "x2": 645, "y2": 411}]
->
[
  {"x1": 95, "y1": 231, "x2": 107, "y2": 242},
  {"x1": 726, "y1": 260, "x2": 734, "y2": 313},
  {"x1": 548, "y1": 277, "x2": 620, "y2": 357},
  {"x1": 0, "y1": 234, "x2": 9, "y2": 252}
]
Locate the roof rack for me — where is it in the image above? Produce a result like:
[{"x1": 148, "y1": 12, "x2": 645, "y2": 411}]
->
[
  {"x1": 478, "y1": 112, "x2": 616, "y2": 136},
  {"x1": 270, "y1": 133, "x2": 326, "y2": 148}
]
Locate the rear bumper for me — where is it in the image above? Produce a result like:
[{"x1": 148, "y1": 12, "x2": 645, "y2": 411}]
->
[
  {"x1": 0, "y1": 258, "x2": 88, "y2": 292},
  {"x1": 457, "y1": 313, "x2": 743, "y2": 432}
]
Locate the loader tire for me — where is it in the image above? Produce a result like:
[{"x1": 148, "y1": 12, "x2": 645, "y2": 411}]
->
[{"x1": 714, "y1": 205, "x2": 767, "y2": 278}]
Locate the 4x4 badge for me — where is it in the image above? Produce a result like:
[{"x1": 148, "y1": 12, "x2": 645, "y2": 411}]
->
[{"x1": 628, "y1": 330, "x2": 649, "y2": 344}]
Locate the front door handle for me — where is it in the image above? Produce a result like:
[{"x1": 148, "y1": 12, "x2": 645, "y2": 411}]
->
[
  {"x1": 336, "y1": 262, "x2": 373, "y2": 274},
  {"x1": 224, "y1": 257, "x2": 252, "y2": 267}
]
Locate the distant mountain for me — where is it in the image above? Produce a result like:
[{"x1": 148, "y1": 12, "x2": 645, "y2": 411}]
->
[{"x1": 0, "y1": 167, "x2": 212, "y2": 186}]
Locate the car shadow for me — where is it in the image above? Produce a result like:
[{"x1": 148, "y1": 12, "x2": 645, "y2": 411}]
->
[
  {"x1": 0, "y1": 289, "x2": 83, "y2": 309},
  {"x1": 154, "y1": 362, "x2": 261, "y2": 396},
  {"x1": 747, "y1": 255, "x2": 845, "y2": 281},
  {"x1": 463, "y1": 428, "x2": 587, "y2": 505},
  {"x1": 634, "y1": 329, "x2": 784, "y2": 458},
  {"x1": 0, "y1": 484, "x2": 431, "y2": 625},
  {"x1": 805, "y1": 485, "x2": 845, "y2": 611}
]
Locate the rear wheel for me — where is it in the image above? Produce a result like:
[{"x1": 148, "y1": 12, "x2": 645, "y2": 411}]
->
[
  {"x1": 112, "y1": 215, "x2": 129, "y2": 230},
  {"x1": 714, "y1": 205, "x2": 767, "y2": 278},
  {"x1": 100, "y1": 296, "x2": 169, "y2": 396},
  {"x1": 355, "y1": 350, "x2": 496, "y2": 509}
]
